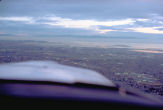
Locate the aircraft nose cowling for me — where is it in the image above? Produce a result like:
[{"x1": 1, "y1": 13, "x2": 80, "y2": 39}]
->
[{"x1": 0, "y1": 61, "x2": 115, "y2": 87}]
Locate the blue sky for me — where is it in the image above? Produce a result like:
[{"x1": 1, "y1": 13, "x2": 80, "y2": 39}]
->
[{"x1": 0, "y1": 0, "x2": 163, "y2": 38}]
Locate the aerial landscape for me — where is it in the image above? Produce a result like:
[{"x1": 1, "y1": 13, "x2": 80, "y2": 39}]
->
[
  {"x1": 0, "y1": 0, "x2": 163, "y2": 100},
  {"x1": 0, "y1": 38, "x2": 163, "y2": 98}
]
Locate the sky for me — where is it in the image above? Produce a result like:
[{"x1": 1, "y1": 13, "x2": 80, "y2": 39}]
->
[{"x1": 0, "y1": 0, "x2": 163, "y2": 42}]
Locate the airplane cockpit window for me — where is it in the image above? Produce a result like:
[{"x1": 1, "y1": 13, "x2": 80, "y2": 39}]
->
[{"x1": 0, "y1": 0, "x2": 163, "y2": 109}]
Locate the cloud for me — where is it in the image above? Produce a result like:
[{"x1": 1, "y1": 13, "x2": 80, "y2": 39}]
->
[
  {"x1": 43, "y1": 17, "x2": 135, "y2": 33},
  {"x1": 136, "y1": 18, "x2": 149, "y2": 22},
  {"x1": 128, "y1": 27, "x2": 163, "y2": 34},
  {"x1": 0, "y1": 16, "x2": 135, "y2": 33},
  {"x1": 134, "y1": 49, "x2": 163, "y2": 54},
  {"x1": 0, "y1": 15, "x2": 163, "y2": 35},
  {"x1": 47, "y1": 17, "x2": 135, "y2": 27},
  {"x1": 0, "y1": 17, "x2": 34, "y2": 24},
  {"x1": 95, "y1": 28, "x2": 116, "y2": 34}
]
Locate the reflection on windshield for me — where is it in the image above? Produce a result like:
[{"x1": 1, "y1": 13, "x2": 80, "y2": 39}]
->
[{"x1": 0, "y1": 0, "x2": 163, "y2": 98}]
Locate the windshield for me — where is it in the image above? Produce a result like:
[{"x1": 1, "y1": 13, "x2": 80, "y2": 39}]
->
[{"x1": 0, "y1": 0, "x2": 163, "y2": 98}]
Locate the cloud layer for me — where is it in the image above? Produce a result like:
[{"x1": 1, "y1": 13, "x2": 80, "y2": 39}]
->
[
  {"x1": 0, "y1": 15, "x2": 163, "y2": 34},
  {"x1": 0, "y1": 0, "x2": 163, "y2": 37}
]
